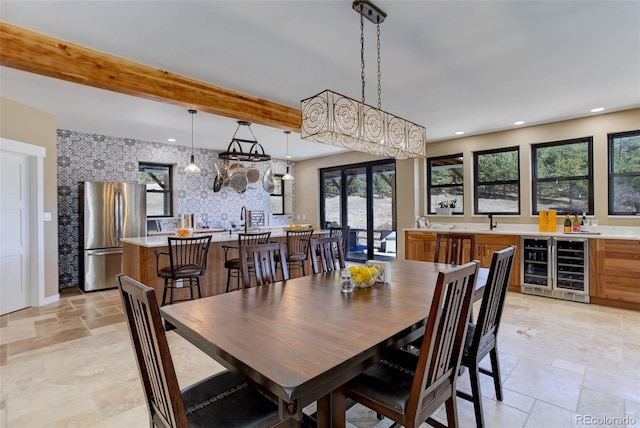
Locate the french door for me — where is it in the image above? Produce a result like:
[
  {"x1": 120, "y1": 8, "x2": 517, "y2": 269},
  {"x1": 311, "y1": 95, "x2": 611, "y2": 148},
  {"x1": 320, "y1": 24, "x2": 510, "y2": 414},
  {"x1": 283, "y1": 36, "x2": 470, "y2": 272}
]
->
[{"x1": 320, "y1": 159, "x2": 396, "y2": 262}]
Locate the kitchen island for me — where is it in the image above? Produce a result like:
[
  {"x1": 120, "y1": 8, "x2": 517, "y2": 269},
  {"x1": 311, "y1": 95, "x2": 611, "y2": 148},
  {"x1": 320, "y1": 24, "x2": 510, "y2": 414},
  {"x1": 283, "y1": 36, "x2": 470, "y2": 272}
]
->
[{"x1": 122, "y1": 229, "x2": 328, "y2": 305}]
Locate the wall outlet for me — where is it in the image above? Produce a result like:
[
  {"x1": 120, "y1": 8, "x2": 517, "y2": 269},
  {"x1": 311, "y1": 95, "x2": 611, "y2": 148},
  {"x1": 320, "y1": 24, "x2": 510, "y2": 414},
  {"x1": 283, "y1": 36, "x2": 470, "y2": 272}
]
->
[{"x1": 43, "y1": 212, "x2": 52, "y2": 221}]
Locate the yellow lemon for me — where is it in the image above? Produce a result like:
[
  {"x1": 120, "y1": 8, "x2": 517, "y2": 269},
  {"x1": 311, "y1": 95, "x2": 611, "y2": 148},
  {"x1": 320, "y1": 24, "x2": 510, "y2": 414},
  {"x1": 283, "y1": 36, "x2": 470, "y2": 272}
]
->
[
  {"x1": 349, "y1": 266, "x2": 358, "y2": 275},
  {"x1": 368, "y1": 267, "x2": 378, "y2": 276},
  {"x1": 354, "y1": 274, "x2": 364, "y2": 284}
]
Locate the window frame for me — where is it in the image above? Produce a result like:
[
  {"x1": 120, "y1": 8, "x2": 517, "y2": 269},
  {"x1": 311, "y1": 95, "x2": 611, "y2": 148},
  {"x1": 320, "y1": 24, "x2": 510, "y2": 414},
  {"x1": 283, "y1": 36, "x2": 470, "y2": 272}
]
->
[
  {"x1": 608, "y1": 130, "x2": 640, "y2": 216},
  {"x1": 138, "y1": 162, "x2": 173, "y2": 218},
  {"x1": 473, "y1": 146, "x2": 521, "y2": 215},
  {"x1": 427, "y1": 153, "x2": 464, "y2": 215},
  {"x1": 531, "y1": 137, "x2": 593, "y2": 216}
]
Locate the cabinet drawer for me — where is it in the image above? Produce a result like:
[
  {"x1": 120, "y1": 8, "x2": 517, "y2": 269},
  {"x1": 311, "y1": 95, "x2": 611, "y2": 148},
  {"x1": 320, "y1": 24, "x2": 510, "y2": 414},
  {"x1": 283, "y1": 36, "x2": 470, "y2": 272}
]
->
[
  {"x1": 596, "y1": 239, "x2": 640, "y2": 253},
  {"x1": 597, "y1": 251, "x2": 640, "y2": 277},
  {"x1": 597, "y1": 275, "x2": 640, "y2": 304}
]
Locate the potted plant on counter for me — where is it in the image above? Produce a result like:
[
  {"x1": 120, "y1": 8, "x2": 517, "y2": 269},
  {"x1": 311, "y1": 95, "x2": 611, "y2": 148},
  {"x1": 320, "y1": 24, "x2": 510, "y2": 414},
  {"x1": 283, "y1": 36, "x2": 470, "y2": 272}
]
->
[{"x1": 436, "y1": 199, "x2": 457, "y2": 215}]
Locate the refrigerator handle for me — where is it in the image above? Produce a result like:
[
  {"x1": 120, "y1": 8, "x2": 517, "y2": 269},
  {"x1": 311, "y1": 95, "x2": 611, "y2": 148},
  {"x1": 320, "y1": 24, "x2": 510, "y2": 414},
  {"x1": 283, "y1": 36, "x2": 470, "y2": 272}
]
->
[
  {"x1": 115, "y1": 186, "x2": 122, "y2": 245},
  {"x1": 550, "y1": 240, "x2": 555, "y2": 287}
]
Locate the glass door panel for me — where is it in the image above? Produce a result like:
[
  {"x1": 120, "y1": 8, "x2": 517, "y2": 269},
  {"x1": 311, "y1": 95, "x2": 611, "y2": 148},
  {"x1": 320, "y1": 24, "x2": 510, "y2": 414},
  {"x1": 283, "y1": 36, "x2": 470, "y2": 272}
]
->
[
  {"x1": 345, "y1": 167, "x2": 368, "y2": 261},
  {"x1": 322, "y1": 170, "x2": 342, "y2": 228},
  {"x1": 372, "y1": 163, "x2": 396, "y2": 260}
]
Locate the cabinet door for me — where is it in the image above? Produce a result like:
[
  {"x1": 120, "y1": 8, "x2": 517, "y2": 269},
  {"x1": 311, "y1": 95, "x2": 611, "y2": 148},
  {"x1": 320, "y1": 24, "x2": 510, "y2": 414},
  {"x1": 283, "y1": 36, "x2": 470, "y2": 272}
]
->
[
  {"x1": 476, "y1": 234, "x2": 520, "y2": 289},
  {"x1": 405, "y1": 231, "x2": 436, "y2": 262}
]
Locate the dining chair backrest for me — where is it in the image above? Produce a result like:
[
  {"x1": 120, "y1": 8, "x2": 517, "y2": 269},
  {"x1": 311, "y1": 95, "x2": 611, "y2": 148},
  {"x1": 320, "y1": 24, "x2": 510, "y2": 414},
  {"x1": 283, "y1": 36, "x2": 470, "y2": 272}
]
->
[
  {"x1": 472, "y1": 246, "x2": 516, "y2": 351},
  {"x1": 310, "y1": 236, "x2": 345, "y2": 274},
  {"x1": 240, "y1": 242, "x2": 289, "y2": 288},
  {"x1": 434, "y1": 232, "x2": 476, "y2": 265},
  {"x1": 329, "y1": 225, "x2": 350, "y2": 255},
  {"x1": 286, "y1": 229, "x2": 314, "y2": 260},
  {"x1": 166, "y1": 236, "x2": 212, "y2": 277},
  {"x1": 238, "y1": 231, "x2": 272, "y2": 246},
  {"x1": 410, "y1": 261, "x2": 478, "y2": 424},
  {"x1": 117, "y1": 274, "x2": 188, "y2": 428}
]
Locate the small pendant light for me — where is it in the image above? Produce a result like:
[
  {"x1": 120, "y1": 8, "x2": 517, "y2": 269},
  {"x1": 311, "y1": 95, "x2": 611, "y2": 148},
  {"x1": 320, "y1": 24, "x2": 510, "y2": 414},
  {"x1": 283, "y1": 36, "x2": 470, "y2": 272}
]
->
[
  {"x1": 282, "y1": 130, "x2": 294, "y2": 181},
  {"x1": 185, "y1": 109, "x2": 201, "y2": 173}
]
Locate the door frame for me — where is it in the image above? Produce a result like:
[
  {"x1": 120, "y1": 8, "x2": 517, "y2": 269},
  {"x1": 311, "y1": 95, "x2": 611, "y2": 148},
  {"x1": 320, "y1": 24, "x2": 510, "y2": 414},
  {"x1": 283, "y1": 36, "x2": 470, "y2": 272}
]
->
[{"x1": 0, "y1": 137, "x2": 53, "y2": 308}]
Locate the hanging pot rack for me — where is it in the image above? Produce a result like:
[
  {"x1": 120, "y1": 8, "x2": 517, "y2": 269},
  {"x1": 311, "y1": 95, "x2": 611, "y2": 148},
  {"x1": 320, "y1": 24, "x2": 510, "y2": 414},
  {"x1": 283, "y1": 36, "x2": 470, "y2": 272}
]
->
[{"x1": 218, "y1": 121, "x2": 271, "y2": 162}]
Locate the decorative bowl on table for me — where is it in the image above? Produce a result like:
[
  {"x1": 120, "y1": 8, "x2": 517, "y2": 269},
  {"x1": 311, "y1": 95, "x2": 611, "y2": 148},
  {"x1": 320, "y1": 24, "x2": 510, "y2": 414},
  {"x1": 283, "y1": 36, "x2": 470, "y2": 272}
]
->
[
  {"x1": 348, "y1": 265, "x2": 380, "y2": 288},
  {"x1": 175, "y1": 227, "x2": 194, "y2": 238}
]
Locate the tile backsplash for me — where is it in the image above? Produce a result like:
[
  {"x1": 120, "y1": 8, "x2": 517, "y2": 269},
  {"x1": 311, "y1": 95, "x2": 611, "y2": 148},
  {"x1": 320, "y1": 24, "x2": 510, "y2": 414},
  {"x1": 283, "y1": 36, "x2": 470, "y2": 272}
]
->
[{"x1": 57, "y1": 130, "x2": 295, "y2": 289}]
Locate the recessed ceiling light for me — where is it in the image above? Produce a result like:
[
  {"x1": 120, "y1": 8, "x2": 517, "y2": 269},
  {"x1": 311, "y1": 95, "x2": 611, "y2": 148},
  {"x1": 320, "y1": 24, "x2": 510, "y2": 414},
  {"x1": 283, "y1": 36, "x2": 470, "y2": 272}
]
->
[
  {"x1": 514, "y1": 121, "x2": 525, "y2": 126},
  {"x1": 455, "y1": 131, "x2": 465, "y2": 135},
  {"x1": 168, "y1": 138, "x2": 176, "y2": 142},
  {"x1": 590, "y1": 107, "x2": 605, "y2": 113},
  {"x1": 286, "y1": 155, "x2": 292, "y2": 159}
]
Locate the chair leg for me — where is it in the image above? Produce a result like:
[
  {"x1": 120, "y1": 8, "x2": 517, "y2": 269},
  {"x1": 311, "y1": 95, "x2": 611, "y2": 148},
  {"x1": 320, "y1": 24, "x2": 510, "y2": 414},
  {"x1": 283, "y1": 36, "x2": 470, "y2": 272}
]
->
[
  {"x1": 444, "y1": 395, "x2": 459, "y2": 428},
  {"x1": 301, "y1": 260, "x2": 306, "y2": 276},
  {"x1": 196, "y1": 277, "x2": 202, "y2": 299},
  {"x1": 226, "y1": 268, "x2": 232, "y2": 292},
  {"x1": 189, "y1": 278, "x2": 195, "y2": 300},
  {"x1": 489, "y1": 347, "x2": 503, "y2": 401},
  {"x1": 162, "y1": 278, "x2": 169, "y2": 306},
  {"x1": 468, "y1": 360, "x2": 485, "y2": 428},
  {"x1": 169, "y1": 279, "x2": 175, "y2": 305}
]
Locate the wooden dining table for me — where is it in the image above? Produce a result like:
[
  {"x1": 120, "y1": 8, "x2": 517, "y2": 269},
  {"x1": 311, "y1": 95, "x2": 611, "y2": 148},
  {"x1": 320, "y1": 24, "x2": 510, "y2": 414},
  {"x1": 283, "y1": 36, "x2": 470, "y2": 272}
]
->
[{"x1": 160, "y1": 259, "x2": 487, "y2": 427}]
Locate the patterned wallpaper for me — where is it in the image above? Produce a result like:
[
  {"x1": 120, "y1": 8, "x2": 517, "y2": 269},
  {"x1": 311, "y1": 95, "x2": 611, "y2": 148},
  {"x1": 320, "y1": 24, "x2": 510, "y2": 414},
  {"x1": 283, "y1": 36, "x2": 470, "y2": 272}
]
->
[{"x1": 57, "y1": 129, "x2": 296, "y2": 289}]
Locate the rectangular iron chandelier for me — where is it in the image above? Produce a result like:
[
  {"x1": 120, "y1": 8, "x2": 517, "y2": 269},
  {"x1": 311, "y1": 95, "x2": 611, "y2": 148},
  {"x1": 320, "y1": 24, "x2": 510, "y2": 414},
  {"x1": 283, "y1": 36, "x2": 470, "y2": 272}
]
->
[{"x1": 301, "y1": 1, "x2": 426, "y2": 160}]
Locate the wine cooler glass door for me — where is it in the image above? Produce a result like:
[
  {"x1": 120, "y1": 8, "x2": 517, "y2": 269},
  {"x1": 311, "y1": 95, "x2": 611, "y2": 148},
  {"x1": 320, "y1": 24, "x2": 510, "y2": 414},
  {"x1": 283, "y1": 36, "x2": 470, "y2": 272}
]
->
[{"x1": 522, "y1": 237, "x2": 552, "y2": 287}]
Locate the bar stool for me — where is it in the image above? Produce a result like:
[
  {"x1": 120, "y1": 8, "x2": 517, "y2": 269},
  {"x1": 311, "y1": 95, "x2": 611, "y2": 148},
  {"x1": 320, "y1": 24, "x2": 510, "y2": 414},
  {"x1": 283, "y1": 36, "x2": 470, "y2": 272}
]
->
[
  {"x1": 155, "y1": 236, "x2": 211, "y2": 306},
  {"x1": 223, "y1": 231, "x2": 271, "y2": 292}
]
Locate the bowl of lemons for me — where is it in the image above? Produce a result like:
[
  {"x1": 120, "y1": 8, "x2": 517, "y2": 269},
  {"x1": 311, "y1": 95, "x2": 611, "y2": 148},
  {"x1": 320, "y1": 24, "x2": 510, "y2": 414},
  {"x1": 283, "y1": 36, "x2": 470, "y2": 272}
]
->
[{"x1": 348, "y1": 265, "x2": 380, "y2": 288}]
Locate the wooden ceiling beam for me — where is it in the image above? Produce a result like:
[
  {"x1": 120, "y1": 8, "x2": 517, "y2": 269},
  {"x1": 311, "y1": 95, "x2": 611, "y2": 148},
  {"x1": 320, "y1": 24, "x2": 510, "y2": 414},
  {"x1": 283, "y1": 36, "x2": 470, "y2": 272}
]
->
[{"x1": 0, "y1": 22, "x2": 302, "y2": 132}]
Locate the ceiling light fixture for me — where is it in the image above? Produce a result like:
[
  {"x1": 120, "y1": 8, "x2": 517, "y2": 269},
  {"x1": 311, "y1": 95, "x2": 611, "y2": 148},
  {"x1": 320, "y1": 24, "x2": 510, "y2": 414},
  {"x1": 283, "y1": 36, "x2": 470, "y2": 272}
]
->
[
  {"x1": 282, "y1": 131, "x2": 294, "y2": 181},
  {"x1": 455, "y1": 131, "x2": 465, "y2": 135},
  {"x1": 218, "y1": 121, "x2": 271, "y2": 163},
  {"x1": 185, "y1": 109, "x2": 201, "y2": 174},
  {"x1": 300, "y1": 0, "x2": 426, "y2": 160},
  {"x1": 590, "y1": 107, "x2": 605, "y2": 113},
  {"x1": 514, "y1": 121, "x2": 525, "y2": 126},
  {"x1": 168, "y1": 138, "x2": 176, "y2": 142}
]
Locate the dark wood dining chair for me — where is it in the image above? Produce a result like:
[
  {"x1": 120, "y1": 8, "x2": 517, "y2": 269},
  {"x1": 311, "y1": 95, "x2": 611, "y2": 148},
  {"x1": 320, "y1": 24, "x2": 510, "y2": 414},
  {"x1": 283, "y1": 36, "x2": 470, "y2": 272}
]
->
[
  {"x1": 277, "y1": 229, "x2": 314, "y2": 278},
  {"x1": 457, "y1": 246, "x2": 516, "y2": 428},
  {"x1": 344, "y1": 261, "x2": 479, "y2": 428},
  {"x1": 155, "y1": 236, "x2": 211, "y2": 306},
  {"x1": 240, "y1": 242, "x2": 289, "y2": 288},
  {"x1": 310, "y1": 236, "x2": 345, "y2": 274},
  {"x1": 116, "y1": 274, "x2": 284, "y2": 428},
  {"x1": 434, "y1": 232, "x2": 476, "y2": 265},
  {"x1": 329, "y1": 225, "x2": 350, "y2": 257},
  {"x1": 222, "y1": 231, "x2": 271, "y2": 292}
]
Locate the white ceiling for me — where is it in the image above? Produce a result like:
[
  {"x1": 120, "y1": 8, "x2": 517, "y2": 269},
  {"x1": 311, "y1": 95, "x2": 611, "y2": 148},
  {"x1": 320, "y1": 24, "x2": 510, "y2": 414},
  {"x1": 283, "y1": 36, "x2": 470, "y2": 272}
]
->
[{"x1": 1, "y1": 1, "x2": 639, "y2": 161}]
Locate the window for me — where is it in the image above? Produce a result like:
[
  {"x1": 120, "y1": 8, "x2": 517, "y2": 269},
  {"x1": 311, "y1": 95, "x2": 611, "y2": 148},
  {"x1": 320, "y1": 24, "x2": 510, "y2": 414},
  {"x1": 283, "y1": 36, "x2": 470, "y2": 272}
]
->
[
  {"x1": 532, "y1": 137, "x2": 593, "y2": 215},
  {"x1": 138, "y1": 162, "x2": 173, "y2": 217},
  {"x1": 474, "y1": 147, "x2": 520, "y2": 215},
  {"x1": 270, "y1": 174, "x2": 284, "y2": 215},
  {"x1": 608, "y1": 130, "x2": 640, "y2": 215},
  {"x1": 427, "y1": 154, "x2": 463, "y2": 214}
]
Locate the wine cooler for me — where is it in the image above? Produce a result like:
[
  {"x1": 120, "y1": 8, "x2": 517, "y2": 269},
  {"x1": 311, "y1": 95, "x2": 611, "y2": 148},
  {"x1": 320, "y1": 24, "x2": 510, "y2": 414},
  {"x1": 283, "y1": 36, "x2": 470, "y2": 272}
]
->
[{"x1": 521, "y1": 236, "x2": 589, "y2": 303}]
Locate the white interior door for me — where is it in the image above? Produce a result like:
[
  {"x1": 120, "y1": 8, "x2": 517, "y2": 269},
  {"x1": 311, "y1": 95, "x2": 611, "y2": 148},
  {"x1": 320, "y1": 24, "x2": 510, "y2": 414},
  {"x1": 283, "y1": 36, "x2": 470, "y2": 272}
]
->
[{"x1": 0, "y1": 150, "x2": 30, "y2": 315}]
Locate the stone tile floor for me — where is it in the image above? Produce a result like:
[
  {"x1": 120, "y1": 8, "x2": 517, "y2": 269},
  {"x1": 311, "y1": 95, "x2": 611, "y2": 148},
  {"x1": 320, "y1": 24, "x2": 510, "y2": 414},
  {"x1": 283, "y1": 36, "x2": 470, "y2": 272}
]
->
[{"x1": 1, "y1": 287, "x2": 638, "y2": 427}]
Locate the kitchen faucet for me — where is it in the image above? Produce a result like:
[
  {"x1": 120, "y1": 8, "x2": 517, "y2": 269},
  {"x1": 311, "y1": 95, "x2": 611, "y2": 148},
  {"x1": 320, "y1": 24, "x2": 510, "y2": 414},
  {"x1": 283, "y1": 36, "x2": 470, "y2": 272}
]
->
[
  {"x1": 488, "y1": 213, "x2": 497, "y2": 230},
  {"x1": 240, "y1": 206, "x2": 247, "y2": 233}
]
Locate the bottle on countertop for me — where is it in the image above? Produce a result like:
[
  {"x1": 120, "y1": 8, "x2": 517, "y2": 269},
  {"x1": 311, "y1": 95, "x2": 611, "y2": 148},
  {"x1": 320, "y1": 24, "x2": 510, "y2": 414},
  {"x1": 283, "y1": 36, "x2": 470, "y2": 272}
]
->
[
  {"x1": 563, "y1": 215, "x2": 572, "y2": 233},
  {"x1": 581, "y1": 212, "x2": 588, "y2": 232},
  {"x1": 573, "y1": 213, "x2": 580, "y2": 232}
]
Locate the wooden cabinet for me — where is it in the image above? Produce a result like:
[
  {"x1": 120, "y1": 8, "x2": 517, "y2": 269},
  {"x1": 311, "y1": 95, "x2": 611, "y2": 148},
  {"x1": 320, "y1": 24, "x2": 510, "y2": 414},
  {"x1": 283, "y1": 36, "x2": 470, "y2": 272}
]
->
[
  {"x1": 592, "y1": 239, "x2": 640, "y2": 310},
  {"x1": 405, "y1": 231, "x2": 437, "y2": 261},
  {"x1": 405, "y1": 231, "x2": 519, "y2": 291},
  {"x1": 476, "y1": 234, "x2": 520, "y2": 291}
]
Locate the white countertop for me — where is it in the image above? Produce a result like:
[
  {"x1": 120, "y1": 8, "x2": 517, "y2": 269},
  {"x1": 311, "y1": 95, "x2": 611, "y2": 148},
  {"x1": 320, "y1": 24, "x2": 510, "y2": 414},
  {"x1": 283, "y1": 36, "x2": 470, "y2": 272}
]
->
[
  {"x1": 123, "y1": 228, "x2": 328, "y2": 248},
  {"x1": 404, "y1": 223, "x2": 640, "y2": 240}
]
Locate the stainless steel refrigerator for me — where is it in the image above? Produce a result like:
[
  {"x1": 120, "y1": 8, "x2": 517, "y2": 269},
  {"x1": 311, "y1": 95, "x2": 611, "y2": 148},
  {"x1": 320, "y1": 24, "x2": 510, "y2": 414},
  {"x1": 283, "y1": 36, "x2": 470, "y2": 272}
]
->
[{"x1": 81, "y1": 181, "x2": 146, "y2": 291}]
